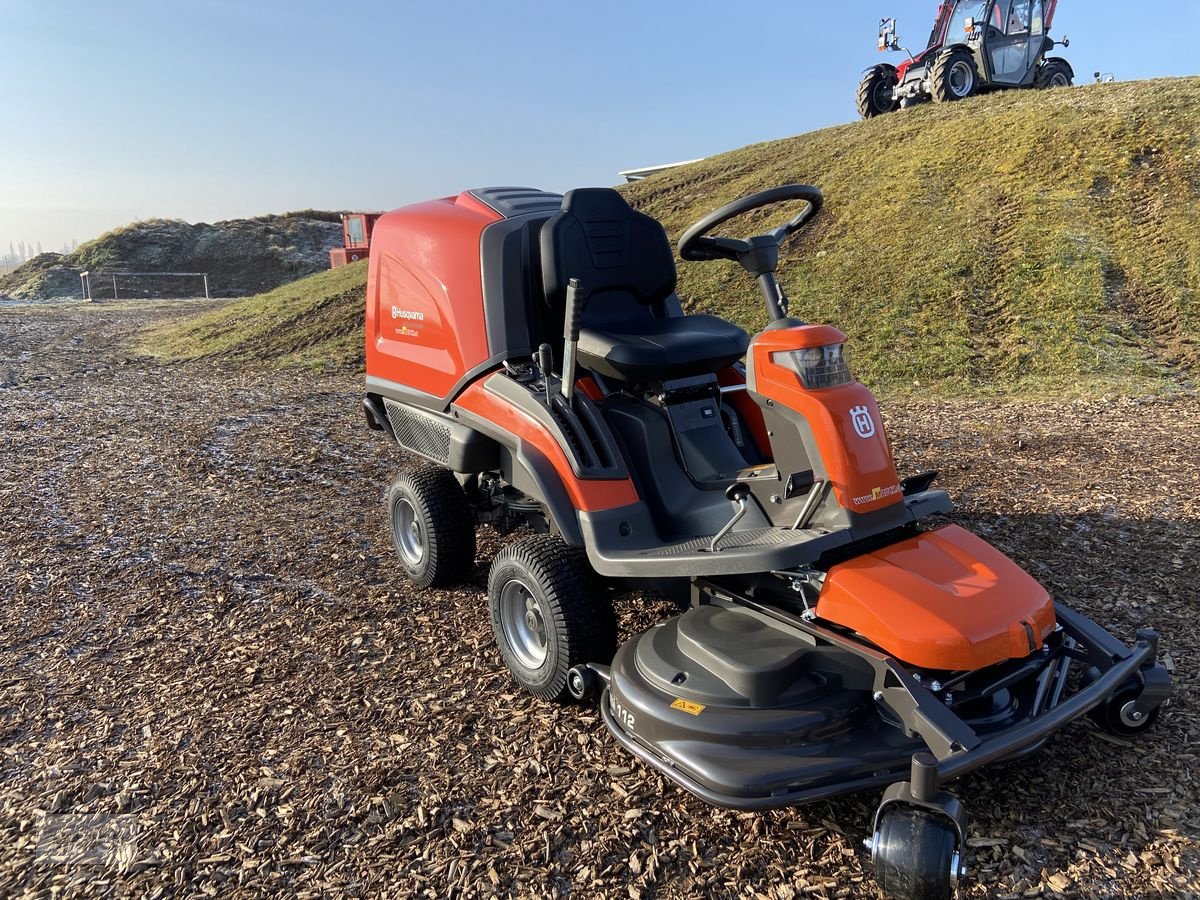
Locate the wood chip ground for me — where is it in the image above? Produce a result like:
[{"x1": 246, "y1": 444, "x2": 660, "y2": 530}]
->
[{"x1": 1, "y1": 303, "x2": 1196, "y2": 898}]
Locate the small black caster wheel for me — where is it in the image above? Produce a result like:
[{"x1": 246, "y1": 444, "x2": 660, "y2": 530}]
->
[
  {"x1": 1089, "y1": 688, "x2": 1160, "y2": 737},
  {"x1": 566, "y1": 665, "x2": 600, "y2": 702},
  {"x1": 869, "y1": 805, "x2": 963, "y2": 900}
]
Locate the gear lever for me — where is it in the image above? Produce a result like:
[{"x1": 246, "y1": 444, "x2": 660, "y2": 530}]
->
[{"x1": 709, "y1": 482, "x2": 750, "y2": 552}]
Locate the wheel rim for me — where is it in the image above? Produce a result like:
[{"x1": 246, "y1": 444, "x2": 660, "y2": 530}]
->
[
  {"x1": 874, "y1": 79, "x2": 894, "y2": 111},
  {"x1": 499, "y1": 579, "x2": 548, "y2": 670},
  {"x1": 393, "y1": 498, "x2": 424, "y2": 566},
  {"x1": 1118, "y1": 699, "x2": 1146, "y2": 729},
  {"x1": 949, "y1": 60, "x2": 974, "y2": 97},
  {"x1": 1051, "y1": 73, "x2": 1070, "y2": 87}
]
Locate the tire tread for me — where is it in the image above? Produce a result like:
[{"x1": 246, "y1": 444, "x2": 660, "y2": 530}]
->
[{"x1": 388, "y1": 466, "x2": 476, "y2": 588}]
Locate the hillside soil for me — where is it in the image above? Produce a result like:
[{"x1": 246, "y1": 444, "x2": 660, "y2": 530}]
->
[{"x1": 2, "y1": 302, "x2": 1197, "y2": 898}]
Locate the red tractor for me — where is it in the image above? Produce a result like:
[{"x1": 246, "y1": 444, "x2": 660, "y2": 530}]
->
[
  {"x1": 857, "y1": 0, "x2": 1073, "y2": 118},
  {"x1": 329, "y1": 212, "x2": 383, "y2": 268}
]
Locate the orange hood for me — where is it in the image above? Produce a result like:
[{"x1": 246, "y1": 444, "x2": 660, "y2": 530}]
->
[{"x1": 816, "y1": 525, "x2": 1056, "y2": 671}]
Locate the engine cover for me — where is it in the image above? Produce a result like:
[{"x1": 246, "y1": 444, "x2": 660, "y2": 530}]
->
[{"x1": 816, "y1": 525, "x2": 1057, "y2": 671}]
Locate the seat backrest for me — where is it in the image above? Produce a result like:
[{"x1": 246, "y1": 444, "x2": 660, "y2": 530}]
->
[{"x1": 540, "y1": 188, "x2": 677, "y2": 325}]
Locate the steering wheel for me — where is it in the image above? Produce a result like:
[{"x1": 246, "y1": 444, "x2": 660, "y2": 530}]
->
[{"x1": 677, "y1": 184, "x2": 824, "y2": 263}]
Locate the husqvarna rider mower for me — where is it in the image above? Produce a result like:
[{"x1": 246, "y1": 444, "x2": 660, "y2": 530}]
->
[{"x1": 362, "y1": 185, "x2": 1172, "y2": 898}]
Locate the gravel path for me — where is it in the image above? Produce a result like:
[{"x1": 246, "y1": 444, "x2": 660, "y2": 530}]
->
[{"x1": 1, "y1": 303, "x2": 1196, "y2": 898}]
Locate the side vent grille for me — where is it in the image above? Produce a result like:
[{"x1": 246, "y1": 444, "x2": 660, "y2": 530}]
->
[{"x1": 383, "y1": 399, "x2": 451, "y2": 464}]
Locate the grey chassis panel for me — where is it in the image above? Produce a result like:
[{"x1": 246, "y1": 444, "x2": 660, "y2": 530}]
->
[
  {"x1": 367, "y1": 362, "x2": 507, "y2": 415},
  {"x1": 577, "y1": 489, "x2": 951, "y2": 579}
]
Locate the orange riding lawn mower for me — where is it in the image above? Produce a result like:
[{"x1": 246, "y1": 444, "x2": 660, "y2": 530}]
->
[
  {"x1": 858, "y1": 0, "x2": 1073, "y2": 118},
  {"x1": 361, "y1": 185, "x2": 1171, "y2": 898}
]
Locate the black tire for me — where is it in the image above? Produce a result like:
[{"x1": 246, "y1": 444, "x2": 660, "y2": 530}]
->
[
  {"x1": 386, "y1": 465, "x2": 476, "y2": 588},
  {"x1": 1088, "y1": 687, "x2": 1160, "y2": 737},
  {"x1": 857, "y1": 64, "x2": 900, "y2": 118},
  {"x1": 487, "y1": 534, "x2": 617, "y2": 702},
  {"x1": 1035, "y1": 58, "x2": 1073, "y2": 89},
  {"x1": 929, "y1": 48, "x2": 979, "y2": 103},
  {"x1": 872, "y1": 806, "x2": 960, "y2": 900}
]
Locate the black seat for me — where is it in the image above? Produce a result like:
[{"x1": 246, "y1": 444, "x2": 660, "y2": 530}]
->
[{"x1": 540, "y1": 188, "x2": 749, "y2": 382}]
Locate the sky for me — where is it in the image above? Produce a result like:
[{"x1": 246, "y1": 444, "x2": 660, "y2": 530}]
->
[{"x1": 1, "y1": 0, "x2": 1198, "y2": 254}]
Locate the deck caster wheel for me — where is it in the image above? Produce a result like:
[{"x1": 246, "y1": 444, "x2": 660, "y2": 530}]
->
[
  {"x1": 566, "y1": 665, "x2": 600, "y2": 702},
  {"x1": 1089, "y1": 687, "x2": 1160, "y2": 737},
  {"x1": 869, "y1": 806, "x2": 962, "y2": 900}
]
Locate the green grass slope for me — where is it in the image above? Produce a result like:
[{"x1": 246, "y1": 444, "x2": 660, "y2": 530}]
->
[
  {"x1": 148, "y1": 79, "x2": 1199, "y2": 394},
  {"x1": 140, "y1": 260, "x2": 366, "y2": 370}
]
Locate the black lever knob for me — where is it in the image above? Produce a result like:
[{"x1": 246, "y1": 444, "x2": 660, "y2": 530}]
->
[{"x1": 725, "y1": 482, "x2": 750, "y2": 503}]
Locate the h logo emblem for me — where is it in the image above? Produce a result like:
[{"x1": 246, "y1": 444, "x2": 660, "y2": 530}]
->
[{"x1": 850, "y1": 405, "x2": 876, "y2": 439}]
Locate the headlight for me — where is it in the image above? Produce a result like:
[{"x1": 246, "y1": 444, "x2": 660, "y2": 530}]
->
[{"x1": 772, "y1": 343, "x2": 853, "y2": 389}]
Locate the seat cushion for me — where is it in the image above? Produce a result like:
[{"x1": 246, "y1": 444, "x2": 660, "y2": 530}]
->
[{"x1": 577, "y1": 314, "x2": 750, "y2": 382}]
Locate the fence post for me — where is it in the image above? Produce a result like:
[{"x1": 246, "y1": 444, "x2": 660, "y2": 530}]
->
[
  {"x1": 203, "y1": 274, "x2": 210, "y2": 300},
  {"x1": 112, "y1": 275, "x2": 119, "y2": 300}
]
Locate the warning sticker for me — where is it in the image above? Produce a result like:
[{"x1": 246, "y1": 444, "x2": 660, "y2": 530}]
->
[{"x1": 670, "y1": 698, "x2": 705, "y2": 716}]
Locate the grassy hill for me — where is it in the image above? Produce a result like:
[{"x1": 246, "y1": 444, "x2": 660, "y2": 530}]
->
[
  {"x1": 145, "y1": 78, "x2": 1199, "y2": 395},
  {"x1": 141, "y1": 260, "x2": 366, "y2": 370}
]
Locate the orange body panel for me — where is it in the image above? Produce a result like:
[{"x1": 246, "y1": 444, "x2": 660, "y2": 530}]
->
[
  {"x1": 817, "y1": 525, "x2": 1057, "y2": 671},
  {"x1": 751, "y1": 325, "x2": 902, "y2": 514},
  {"x1": 454, "y1": 375, "x2": 639, "y2": 513},
  {"x1": 364, "y1": 194, "x2": 502, "y2": 399}
]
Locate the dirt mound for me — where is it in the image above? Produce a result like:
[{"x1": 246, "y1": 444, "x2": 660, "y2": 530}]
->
[{"x1": 0, "y1": 212, "x2": 343, "y2": 301}]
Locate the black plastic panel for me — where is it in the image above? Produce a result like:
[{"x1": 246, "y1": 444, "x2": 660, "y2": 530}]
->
[{"x1": 467, "y1": 187, "x2": 563, "y2": 219}]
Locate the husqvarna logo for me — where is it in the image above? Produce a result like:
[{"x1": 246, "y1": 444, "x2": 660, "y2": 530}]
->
[
  {"x1": 850, "y1": 405, "x2": 876, "y2": 439},
  {"x1": 390, "y1": 306, "x2": 424, "y2": 321}
]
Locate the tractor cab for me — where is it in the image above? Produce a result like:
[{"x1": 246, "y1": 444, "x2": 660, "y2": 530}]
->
[
  {"x1": 859, "y1": 0, "x2": 1071, "y2": 117},
  {"x1": 957, "y1": 0, "x2": 1055, "y2": 87}
]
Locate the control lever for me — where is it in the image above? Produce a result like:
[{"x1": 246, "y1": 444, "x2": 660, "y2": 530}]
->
[
  {"x1": 535, "y1": 342, "x2": 555, "y2": 405},
  {"x1": 709, "y1": 482, "x2": 750, "y2": 553},
  {"x1": 561, "y1": 278, "x2": 587, "y2": 403}
]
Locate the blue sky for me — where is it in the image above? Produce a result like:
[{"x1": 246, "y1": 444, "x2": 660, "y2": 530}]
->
[{"x1": 1, "y1": 0, "x2": 1197, "y2": 251}]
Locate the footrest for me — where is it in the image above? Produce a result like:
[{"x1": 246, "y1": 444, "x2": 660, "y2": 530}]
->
[{"x1": 581, "y1": 523, "x2": 852, "y2": 577}]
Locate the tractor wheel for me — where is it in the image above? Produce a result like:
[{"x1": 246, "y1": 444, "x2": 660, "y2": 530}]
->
[
  {"x1": 1035, "y1": 58, "x2": 1073, "y2": 89},
  {"x1": 386, "y1": 465, "x2": 476, "y2": 588},
  {"x1": 929, "y1": 48, "x2": 979, "y2": 103},
  {"x1": 488, "y1": 534, "x2": 617, "y2": 703},
  {"x1": 857, "y1": 65, "x2": 900, "y2": 118}
]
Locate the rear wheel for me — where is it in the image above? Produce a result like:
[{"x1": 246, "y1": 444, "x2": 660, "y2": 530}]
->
[
  {"x1": 1035, "y1": 58, "x2": 1073, "y2": 89},
  {"x1": 857, "y1": 65, "x2": 900, "y2": 118},
  {"x1": 871, "y1": 806, "x2": 962, "y2": 900},
  {"x1": 929, "y1": 48, "x2": 979, "y2": 103},
  {"x1": 387, "y1": 466, "x2": 476, "y2": 588},
  {"x1": 488, "y1": 534, "x2": 617, "y2": 702}
]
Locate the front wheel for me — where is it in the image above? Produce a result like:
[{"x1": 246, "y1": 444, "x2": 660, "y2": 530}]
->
[
  {"x1": 929, "y1": 48, "x2": 979, "y2": 103},
  {"x1": 488, "y1": 535, "x2": 617, "y2": 702},
  {"x1": 857, "y1": 64, "x2": 900, "y2": 118},
  {"x1": 871, "y1": 806, "x2": 962, "y2": 900},
  {"x1": 1035, "y1": 58, "x2": 1073, "y2": 89}
]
